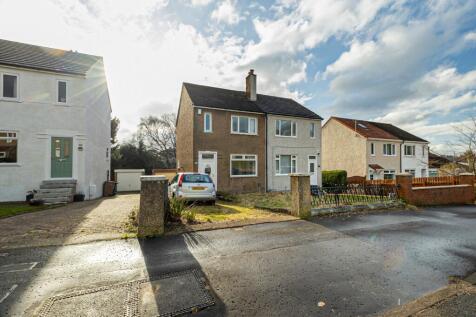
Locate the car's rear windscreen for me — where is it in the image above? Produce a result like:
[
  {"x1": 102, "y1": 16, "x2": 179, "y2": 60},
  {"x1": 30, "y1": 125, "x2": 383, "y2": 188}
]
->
[{"x1": 183, "y1": 174, "x2": 212, "y2": 183}]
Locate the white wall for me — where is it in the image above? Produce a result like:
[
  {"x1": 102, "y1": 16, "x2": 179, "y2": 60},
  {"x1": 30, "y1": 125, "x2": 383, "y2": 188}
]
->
[
  {"x1": 0, "y1": 62, "x2": 111, "y2": 202},
  {"x1": 401, "y1": 142, "x2": 429, "y2": 177},
  {"x1": 267, "y1": 115, "x2": 322, "y2": 191}
]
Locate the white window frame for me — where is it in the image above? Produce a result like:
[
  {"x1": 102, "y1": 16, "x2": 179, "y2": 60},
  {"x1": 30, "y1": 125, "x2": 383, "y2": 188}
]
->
[
  {"x1": 204, "y1": 112, "x2": 212, "y2": 133},
  {"x1": 309, "y1": 122, "x2": 315, "y2": 138},
  {"x1": 56, "y1": 80, "x2": 69, "y2": 105},
  {"x1": 383, "y1": 143, "x2": 396, "y2": 156},
  {"x1": 383, "y1": 169, "x2": 395, "y2": 180},
  {"x1": 404, "y1": 169, "x2": 416, "y2": 177},
  {"x1": 230, "y1": 115, "x2": 257, "y2": 135},
  {"x1": 404, "y1": 145, "x2": 415, "y2": 156},
  {"x1": 1, "y1": 72, "x2": 20, "y2": 101},
  {"x1": 275, "y1": 119, "x2": 297, "y2": 138},
  {"x1": 275, "y1": 154, "x2": 297, "y2": 176},
  {"x1": 370, "y1": 142, "x2": 375, "y2": 156},
  {"x1": 230, "y1": 154, "x2": 258, "y2": 177},
  {"x1": 0, "y1": 130, "x2": 19, "y2": 165}
]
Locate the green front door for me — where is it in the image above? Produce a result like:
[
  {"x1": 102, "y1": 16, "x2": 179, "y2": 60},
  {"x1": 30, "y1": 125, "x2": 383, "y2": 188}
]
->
[{"x1": 51, "y1": 137, "x2": 73, "y2": 178}]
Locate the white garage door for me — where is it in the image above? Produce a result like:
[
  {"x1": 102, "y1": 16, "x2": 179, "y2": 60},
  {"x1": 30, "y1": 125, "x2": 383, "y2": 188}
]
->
[{"x1": 115, "y1": 169, "x2": 145, "y2": 192}]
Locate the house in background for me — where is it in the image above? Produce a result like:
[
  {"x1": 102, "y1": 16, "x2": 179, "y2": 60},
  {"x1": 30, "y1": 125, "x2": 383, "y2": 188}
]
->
[
  {"x1": 322, "y1": 117, "x2": 429, "y2": 180},
  {"x1": 0, "y1": 39, "x2": 111, "y2": 202},
  {"x1": 176, "y1": 70, "x2": 322, "y2": 193}
]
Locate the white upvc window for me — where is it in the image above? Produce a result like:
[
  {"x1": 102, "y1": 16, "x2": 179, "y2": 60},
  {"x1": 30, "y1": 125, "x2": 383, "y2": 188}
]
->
[
  {"x1": 275, "y1": 154, "x2": 297, "y2": 175},
  {"x1": 404, "y1": 145, "x2": 415, "y2": 156},
  {"x1": 404, "y1": 169, "x2": 416, "y2": 177},
  {"x1": 309, "y1": 122, "x2": 315, "y2": 138},
  {"x1": 275, "y1": 119, "x2": 297, "y2": 137},
  {"x1": 370, "y1": 142, "x2": 375, "y2": 156},
  {"x1": 230, "y1": 154, "x2": 257, "y2": 177},
  {"x1": 1, "y1": 73, "x2": 19, "y2": 101},
  {"x1": 383, "y1": 143, "x2": 396, "y2": 156},
  {"x1": 383, "y1": 169, "x2": 395, "y2": 180},
  {"x1": 422, "y1": 145, "x2": 426, "y2": 157},
  {"x1": 204, "y1": 112, "x2": 212, "y2": 133},
  {"x1": 57, "y1": 80, "x2": 68, "y2": 104},
  {"x1": 231, "y1": 115, "x2": 257, "y2": 135},
  {"x1": 0, "y1": 131, "x2": 18, "y2": 163}
]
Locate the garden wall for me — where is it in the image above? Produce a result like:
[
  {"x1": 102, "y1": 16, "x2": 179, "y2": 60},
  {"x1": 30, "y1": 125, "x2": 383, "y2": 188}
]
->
[{"x1": 396, "y1": 173, "x2": 475, "y2": 206}]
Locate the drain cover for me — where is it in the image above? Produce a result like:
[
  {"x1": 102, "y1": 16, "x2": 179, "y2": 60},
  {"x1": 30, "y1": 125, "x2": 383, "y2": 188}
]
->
[{"x1": 37, "y1": 270, "x2": 215, "y2": 317}]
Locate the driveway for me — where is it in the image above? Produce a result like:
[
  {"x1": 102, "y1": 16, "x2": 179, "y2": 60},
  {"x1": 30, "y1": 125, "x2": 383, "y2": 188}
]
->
[
  {"x1": 0, "y1": 194, "x2": 139, "y2": 250},
  {"x1": 0, "y1": 205, "x2": 475, "y2": 316}
]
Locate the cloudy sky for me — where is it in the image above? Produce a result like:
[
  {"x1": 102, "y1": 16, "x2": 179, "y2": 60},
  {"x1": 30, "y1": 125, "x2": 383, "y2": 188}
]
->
[{"x1": 0, "y1": 0, "x2": 475, "y2": 153}]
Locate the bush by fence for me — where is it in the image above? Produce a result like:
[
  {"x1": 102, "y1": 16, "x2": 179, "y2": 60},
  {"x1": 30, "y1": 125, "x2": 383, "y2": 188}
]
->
[{"x1": 322, "y1": 170, "x2": 347, "y2": 187}]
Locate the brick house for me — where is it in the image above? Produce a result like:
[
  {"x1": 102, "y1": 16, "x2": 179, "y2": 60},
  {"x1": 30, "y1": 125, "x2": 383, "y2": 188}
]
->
[
  {"x1": 322, "y1": 117, "x2": 429, "y2": 180},
  {"x1": 176, "y1": 70, "x2": 322, "y2": 193}
]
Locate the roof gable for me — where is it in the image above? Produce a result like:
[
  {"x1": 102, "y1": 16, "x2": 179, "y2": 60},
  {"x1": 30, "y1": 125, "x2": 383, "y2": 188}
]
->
[
  {"x1": 183, "y1": 82, "x2": 322, "y2": 119},
  {"x1": 0, "y1": 39, "x2": 101, "y2": 76}
]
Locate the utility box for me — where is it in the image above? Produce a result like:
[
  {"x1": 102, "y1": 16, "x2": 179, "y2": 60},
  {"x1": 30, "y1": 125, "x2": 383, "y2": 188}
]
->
[{"x1": 115, "y1": 169, "x2": 145, "y2": 192}]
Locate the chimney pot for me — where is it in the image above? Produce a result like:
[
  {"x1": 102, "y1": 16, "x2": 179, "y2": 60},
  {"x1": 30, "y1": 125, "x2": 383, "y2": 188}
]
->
[{"x1": 246, "y1": 69, "x2": 257, "y2": 101}]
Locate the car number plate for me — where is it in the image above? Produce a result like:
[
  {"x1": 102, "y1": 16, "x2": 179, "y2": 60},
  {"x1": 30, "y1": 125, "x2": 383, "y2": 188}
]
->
[{"x1": 192, "y1": 186, "x2": 206, "y2": 190}]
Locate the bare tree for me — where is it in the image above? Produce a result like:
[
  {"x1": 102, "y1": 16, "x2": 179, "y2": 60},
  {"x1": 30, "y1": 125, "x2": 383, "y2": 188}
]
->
[
  {"x1": 454, "y1": 116, "x2": 476, "y2": 173},
  {"x1": 139, "y1": 113, "x2": 177, "y2": 168}
]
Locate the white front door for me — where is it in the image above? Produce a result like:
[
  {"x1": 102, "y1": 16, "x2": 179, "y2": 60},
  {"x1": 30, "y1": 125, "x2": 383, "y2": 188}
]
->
[
  {"x1": 198, "y1": 151, "x2": 218, "y2": 188},
  {"x1": 308, "y1": 155, "x2": 318, "y2": 185}
]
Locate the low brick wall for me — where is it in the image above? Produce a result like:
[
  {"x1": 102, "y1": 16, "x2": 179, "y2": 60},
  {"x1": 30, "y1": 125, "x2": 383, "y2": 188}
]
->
[{"x1": 396, "y1": 173, "x2": 475, "y2": 206}]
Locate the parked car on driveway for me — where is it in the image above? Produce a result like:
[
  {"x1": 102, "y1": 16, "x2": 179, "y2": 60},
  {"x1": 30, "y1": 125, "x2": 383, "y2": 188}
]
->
[{"x1": 168, "y1": 173, "x2": 216, "y2": 203}]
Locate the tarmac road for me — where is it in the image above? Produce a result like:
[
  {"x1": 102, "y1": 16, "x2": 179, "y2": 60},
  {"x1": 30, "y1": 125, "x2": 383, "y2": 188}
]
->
[{"x1": 0, "y1": 205, "x2": 475, "y2": 316}]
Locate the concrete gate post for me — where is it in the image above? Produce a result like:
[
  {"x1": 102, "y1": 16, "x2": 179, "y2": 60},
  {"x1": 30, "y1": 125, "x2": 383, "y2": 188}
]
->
[
  {"x1": 460, "y1": 173, "x2": 476, "y2": 201},
  {"x1": 395, "y1": 173, "x2": 413, "y2": 204},
  {"x1": 138, "y1": 175, "x2": 168, "y2": 238},
  {"x1": 290, "y1": 174, "x2": 311, "y2": 219}
]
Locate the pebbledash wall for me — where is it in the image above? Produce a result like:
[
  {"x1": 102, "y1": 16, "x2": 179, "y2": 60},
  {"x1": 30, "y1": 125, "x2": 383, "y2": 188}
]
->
[
  {"x1": 0, "y1": 63, "x2": 111, "y2": 202},
  {"x1": 396, "y1": 173, "x2": 475, "y2": 206}
]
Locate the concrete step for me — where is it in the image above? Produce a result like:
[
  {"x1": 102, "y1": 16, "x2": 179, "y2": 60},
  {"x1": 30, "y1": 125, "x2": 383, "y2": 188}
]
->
[
  {"x1": 34, "y1": 192, "x2": 73, "y2": 199},
  {"x1": 39, "y1": 197, "x2": 72, "y2": 204},
  {"x1": 42, "y1": 179, "x2": 77, "y2": 185},
  {"x1": 37, "y1": 188, "x2": 74, "y2": 194},
  {"x1": 40, "y1": 183, "x2": 76, "y2": 189}
]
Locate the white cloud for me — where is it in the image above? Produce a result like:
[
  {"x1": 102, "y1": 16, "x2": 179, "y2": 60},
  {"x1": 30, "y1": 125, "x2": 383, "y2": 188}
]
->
[
  {"x1": 464, "y1": 31, "x2": 476, "y2": 42},
  {"x1": 211, "y1": 0, "x2": 241, "y2": 25},
  {"x1": 189, "y1": 0, "x2": 214, "y2": 6}
]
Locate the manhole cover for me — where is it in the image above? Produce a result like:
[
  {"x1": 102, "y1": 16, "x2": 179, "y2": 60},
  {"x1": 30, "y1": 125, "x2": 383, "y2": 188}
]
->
[
  {"x1": 37, "y1": 270, "x2": 215, "y2": 317},
  {"x1": 138, "y1": 270, "x2": 215, "y2": 317}
]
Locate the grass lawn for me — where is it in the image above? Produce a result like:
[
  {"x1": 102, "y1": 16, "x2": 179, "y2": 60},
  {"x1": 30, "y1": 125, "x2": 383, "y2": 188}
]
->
[
  {"x1": 0, "y1": 202, "x2": 55, "y2": 219},
  {"x1": 187, "y1": 192, "x2": 292, "y2": 223}
]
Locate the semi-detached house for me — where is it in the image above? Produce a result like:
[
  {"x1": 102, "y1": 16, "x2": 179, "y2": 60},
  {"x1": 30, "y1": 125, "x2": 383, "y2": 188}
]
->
[
  {"x1": 176, "y1": 70, "x2": 323, "y2": 193},
  {"x1": 322, "y1": 117, "x2": 429, "y2": 180}
]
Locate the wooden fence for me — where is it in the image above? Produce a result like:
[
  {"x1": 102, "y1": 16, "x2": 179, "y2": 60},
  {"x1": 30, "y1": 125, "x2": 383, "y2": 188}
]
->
[{"x1": 363, "y1": 175, "x2": 471, "y2": 187}]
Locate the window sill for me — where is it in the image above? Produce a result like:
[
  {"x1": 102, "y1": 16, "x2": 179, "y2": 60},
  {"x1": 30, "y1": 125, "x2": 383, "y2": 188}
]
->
[
  {"x1": 230, "y1": 132, "x2": 258, "y2": 136},
  {"x1": 275, "y1": 135, "x2": 297, "y2": 138},
  {"x1": 55, "y1": 102, "x2": 71, "y2": 107},
  {"x1": 0, "y1": 163, "x2": 21, "y2": 167},
  {"x1": 203, "y1": 130, "x2": 213, "y2": 133},
  {"x1": 0, "y1": 98, "x2": 21, "y2": 103},
  {"x1": 230, "y1": 175, "x2": 258, "y2": 178}
]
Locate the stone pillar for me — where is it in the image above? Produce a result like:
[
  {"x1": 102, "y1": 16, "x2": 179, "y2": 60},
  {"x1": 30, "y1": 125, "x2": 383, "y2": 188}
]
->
[
  {"x1": 395, "y1": 173, "x2": 413, "y2": 204},
  {"x1": 138, "y1": 175, "x2": 168, "y2": 238},
  {"x1": 290, "y1": 174, "x2": 311, "y2": 219}
]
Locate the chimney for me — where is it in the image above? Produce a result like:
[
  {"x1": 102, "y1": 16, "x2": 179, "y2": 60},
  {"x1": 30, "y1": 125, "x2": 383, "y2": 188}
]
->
[{"x1": 245, "y1": 69, "x2": 257, "y2": 101}]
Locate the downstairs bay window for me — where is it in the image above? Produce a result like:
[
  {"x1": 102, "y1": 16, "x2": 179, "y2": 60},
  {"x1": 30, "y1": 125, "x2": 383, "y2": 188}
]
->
[
  {"x1": 0, "y1": 131, "x2": 18, "y2": 163},
  {"x1": 275, "y1": 154, "x2": 297, "y2": 175},
  {"x1": 230, "y1": 154, "x2": 257, "y2": 177}
]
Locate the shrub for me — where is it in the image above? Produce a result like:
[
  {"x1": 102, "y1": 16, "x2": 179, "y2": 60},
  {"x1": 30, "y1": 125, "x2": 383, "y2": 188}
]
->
[
  {"x1": 183, "y1": 209, "x2": 196, "y2": 224},
  {"x1": 322, "y1": 170, "x2": 347, "y2": 187},
  {"x1": 168, "y1": 197, "x2": 187, "y2": 221}
]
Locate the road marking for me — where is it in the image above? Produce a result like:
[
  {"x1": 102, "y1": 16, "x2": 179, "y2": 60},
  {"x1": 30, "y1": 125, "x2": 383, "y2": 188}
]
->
[
  {"x1": 0, "y1": 262, "x2": 38, "y2": 273},
  {"x1": 0, "y1": 284, "x2": 18, "y2": 304}
]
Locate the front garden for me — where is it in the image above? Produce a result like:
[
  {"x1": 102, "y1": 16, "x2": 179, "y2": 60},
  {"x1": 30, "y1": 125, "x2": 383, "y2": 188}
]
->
[{"x1": 0, "y1": 202, "x2": 57, "y2": 219}]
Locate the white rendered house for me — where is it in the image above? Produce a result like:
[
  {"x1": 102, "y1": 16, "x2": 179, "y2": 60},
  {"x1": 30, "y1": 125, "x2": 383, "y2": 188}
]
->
[{"x1": 0, "y1": 39, "x2": 111, "y2": 202}]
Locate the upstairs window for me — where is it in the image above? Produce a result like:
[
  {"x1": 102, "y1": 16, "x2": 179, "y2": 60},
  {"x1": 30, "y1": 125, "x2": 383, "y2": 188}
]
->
[
  {"x1": 404, "y1": 145, "x2": 415, "y2": 156},
  {"x1": 0, "y1": 131, "x2": 18, "y2": 163},
  {"x1": 276, "y1": 119, "x2": 297, "y2": 137},
  {"x1": 204, "y1": 112, "x2": 212, "y2": 133},
  {"x1": 231, "y1": 116, "x2": 257, "y2": 135},
  {"x1": 370, "y1": 143, "x2": 375, "y2": 156},
  {"x1": 2, "y1": 74, "x2": 18, "y2": 99},
  {"x1": 383, "y1": 143, "x2": 396, "y2": 156},
  {"x1": 58, "y1": 80, "x2": 67, "y2": 103},
  {"x1": 309, "y1": 122, "x2": 315, "y2": 138}
]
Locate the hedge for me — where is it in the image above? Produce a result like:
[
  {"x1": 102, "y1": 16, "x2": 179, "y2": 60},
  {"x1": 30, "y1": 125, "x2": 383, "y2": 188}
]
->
[{"x1": 322, "y1": 170, "x2": 347, "y2": 187}]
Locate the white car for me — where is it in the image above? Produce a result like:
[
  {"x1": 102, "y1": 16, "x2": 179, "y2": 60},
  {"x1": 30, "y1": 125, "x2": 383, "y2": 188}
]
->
[{"x1": 168, "y1": 173, "x2": 216, "y2": 204}]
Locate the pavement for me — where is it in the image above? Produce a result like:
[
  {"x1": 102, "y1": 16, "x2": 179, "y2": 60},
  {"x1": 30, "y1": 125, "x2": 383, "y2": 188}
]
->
[
  {"x1": 0, "y1": 194, "x2": 139, "y2": 250},
  {"x1": 0, "y1": 205, "x2": 475, "y2": 316}
]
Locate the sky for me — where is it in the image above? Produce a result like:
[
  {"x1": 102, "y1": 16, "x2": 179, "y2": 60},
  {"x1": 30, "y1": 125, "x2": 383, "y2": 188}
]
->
[{"x1": 0, "y1": 0, "x2": 475, "y2": 154}]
